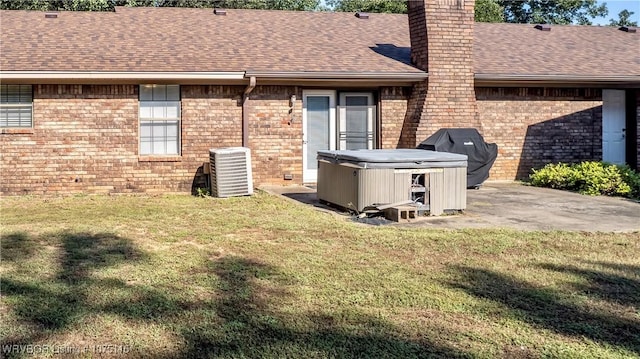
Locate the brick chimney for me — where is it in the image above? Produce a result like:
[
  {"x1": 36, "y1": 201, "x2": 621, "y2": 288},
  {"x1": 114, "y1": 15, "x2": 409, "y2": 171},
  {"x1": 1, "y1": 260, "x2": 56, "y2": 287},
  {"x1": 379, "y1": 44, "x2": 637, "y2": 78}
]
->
[{"x1": 401, "y1": 0, "x2": 479, "y2": 147}]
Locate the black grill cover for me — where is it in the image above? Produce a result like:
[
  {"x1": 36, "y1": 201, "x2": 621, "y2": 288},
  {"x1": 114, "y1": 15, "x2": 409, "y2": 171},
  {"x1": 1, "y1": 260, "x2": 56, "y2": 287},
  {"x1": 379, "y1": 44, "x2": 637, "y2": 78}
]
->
[{"x1": 418, "y1": 128, "x2": 498, "y2": 188}]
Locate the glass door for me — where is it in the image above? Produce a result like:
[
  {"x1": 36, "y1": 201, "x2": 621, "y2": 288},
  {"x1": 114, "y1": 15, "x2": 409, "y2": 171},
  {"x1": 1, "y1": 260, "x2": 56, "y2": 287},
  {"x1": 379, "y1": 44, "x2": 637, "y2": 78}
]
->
[
  {"x1": 302, "y1": 90, "x2": 336, "y2": 183},
  {"x1": 338, "y1": 93, "x2": 375, "y2": 150}
]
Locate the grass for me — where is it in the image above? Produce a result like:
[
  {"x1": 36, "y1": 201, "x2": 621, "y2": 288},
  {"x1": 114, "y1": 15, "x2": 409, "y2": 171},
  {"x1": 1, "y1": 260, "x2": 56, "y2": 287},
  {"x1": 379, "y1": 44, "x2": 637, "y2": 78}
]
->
[{"x1": 1, "y1": 191, "x2": 639, "y2": 358}]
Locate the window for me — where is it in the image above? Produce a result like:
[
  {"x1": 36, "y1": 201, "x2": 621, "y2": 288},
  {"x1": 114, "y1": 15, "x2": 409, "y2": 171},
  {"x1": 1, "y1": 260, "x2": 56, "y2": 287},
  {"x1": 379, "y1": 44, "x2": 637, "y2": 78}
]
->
[
  {"x1": 139, "y1": 85, "x2": 180, "y2": 155},
  {"x1": 0, "y1": 85, "x2": 33, "y2": 128},
  {"x1": 338, "y1": 92, "x2": 376, "y2": 150}
]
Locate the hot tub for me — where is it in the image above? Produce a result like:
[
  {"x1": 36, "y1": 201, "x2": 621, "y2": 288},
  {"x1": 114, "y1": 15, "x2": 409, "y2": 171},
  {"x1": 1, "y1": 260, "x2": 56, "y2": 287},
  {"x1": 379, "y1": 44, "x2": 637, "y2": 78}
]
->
[{"x1": 317, "y1": 149, "x2": 468, "y2": 215}]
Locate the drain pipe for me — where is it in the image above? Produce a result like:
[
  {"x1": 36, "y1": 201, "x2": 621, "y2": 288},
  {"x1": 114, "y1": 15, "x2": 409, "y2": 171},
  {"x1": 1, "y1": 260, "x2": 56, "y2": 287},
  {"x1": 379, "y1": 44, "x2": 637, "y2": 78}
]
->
[{"x1": 242, "y1": 76, "x2": 256, "y2": 148}]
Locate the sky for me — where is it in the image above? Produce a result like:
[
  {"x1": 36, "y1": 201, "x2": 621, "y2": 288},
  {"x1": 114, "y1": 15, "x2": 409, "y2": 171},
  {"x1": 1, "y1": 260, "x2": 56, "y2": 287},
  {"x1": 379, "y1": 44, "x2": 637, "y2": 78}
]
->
[{"x1": 593, "y1": 0, "x2": 640, "y2": 25}]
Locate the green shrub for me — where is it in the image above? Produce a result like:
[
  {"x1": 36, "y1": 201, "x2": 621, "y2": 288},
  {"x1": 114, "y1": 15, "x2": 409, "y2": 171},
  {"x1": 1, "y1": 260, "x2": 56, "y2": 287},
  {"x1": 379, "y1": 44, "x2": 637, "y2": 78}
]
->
[
  {"x1": 529, "y1": 162, "x2": 575, "y2": 190},
  {"x1": 572, "y1": 161, "x2": 629, "y2": 196},
  {"x1": 619, "y1": 165, "x2": 640, "y2": 199},
  {"x1": 530, "y1": 161, "x2": 640, "y2": 200}
]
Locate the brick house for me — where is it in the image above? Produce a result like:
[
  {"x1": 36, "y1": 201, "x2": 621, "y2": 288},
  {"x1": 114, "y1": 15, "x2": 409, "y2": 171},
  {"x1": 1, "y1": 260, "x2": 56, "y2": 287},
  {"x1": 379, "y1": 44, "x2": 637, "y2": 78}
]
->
[{"x1": 1, "y1": 1, "x2": 638, "y2": 195}]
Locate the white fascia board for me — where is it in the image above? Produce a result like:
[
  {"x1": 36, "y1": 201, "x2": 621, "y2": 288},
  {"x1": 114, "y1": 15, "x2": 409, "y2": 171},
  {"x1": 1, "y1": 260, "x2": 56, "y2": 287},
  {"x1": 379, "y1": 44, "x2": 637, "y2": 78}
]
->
[
  {"x1": 244, "y1": 71, "x2": 428, "y2": 81},
  {"x1": 475, "y1": 73, "x2": 640, "y2": 84},
  {"x1": 0, "y1": 71, "x2": 247, "y2": 81}
]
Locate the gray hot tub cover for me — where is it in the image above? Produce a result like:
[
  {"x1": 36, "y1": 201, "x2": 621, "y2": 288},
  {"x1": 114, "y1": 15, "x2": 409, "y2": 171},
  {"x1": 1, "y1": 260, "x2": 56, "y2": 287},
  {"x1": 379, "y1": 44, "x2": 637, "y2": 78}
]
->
[{"x1": 317, "y1": 149, "x2": 467, "y2": 169}]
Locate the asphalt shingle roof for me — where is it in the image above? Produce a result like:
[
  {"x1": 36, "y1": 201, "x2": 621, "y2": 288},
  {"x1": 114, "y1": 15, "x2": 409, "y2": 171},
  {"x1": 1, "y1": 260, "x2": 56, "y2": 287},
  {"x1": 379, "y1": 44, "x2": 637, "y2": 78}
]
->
[
  {"x1": 1, "y1": 7, "x2": 639, "y2": 78},
  {"x1": 474, "y1": 22, "x2": 640, "y2": 77},
  {"x1": 0, "y1": 7, "x2": 416, "y2": 73}
]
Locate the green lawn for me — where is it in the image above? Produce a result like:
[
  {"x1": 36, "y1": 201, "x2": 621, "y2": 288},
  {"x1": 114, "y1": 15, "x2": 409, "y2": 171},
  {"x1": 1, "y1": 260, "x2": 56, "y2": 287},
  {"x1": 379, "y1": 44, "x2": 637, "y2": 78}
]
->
[{"x1": 1, "y1": 192, "x2": 639, "y2": 358}]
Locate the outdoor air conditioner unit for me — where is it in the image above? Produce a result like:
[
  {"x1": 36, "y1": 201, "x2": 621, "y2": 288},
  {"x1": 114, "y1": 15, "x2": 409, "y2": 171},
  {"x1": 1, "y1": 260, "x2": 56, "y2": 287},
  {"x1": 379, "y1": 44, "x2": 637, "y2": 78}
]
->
[{"x1": 209, "y1": 147, "x2": 253, "y2": 197}]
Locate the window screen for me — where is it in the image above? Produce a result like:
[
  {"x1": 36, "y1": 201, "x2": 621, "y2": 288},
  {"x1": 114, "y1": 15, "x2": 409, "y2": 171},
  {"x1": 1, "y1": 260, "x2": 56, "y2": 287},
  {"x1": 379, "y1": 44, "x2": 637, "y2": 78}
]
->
[
  {"x1": 0, "y1": 85, "x2": 33, "y2": 128},
  {"x1": 139, "y1": 85, "x2": 180, "y2": 155}
]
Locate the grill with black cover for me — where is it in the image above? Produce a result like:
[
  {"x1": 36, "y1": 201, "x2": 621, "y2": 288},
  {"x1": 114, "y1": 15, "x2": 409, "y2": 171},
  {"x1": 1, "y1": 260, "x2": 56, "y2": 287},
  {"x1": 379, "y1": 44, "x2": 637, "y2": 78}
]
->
[{"x1": 418, "y1": 128, "x2": 498, "y2": 188}]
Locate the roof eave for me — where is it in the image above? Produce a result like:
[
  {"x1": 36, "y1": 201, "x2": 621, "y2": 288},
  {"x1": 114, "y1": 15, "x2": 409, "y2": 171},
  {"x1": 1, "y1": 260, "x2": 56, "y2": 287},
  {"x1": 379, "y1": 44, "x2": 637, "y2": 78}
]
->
[
  {"x1": 244, "y1": 71, "x2": 428, "y2": 86},
  {"x1": 0, "y1": 71, "x2": 247, "y2": 84},
  {"x1": 475, "y1": 74, "x2": 640, "y2": 88},
  {"x1": 0, "y1": 70, "x2": 428, "y2": 86}
]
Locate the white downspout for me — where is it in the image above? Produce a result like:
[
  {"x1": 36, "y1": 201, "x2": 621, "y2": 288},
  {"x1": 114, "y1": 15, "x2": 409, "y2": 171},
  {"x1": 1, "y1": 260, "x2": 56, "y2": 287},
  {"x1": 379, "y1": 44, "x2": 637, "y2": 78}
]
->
[{"x1": 242, "y1": 76, "x2": 256, "y2": 147}]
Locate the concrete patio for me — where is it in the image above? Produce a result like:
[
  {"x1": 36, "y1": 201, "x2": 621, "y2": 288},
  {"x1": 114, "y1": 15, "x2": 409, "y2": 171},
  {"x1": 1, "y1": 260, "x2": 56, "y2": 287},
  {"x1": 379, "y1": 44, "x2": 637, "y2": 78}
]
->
[{"x1": 261, "y1": 182, "x2": 640, "y2": 232}]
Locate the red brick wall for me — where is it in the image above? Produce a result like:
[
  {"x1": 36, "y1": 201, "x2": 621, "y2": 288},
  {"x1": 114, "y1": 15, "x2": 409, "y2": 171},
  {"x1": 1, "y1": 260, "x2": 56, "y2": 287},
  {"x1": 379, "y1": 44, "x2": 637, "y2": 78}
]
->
[
  {"x1": 248, "y1": 86, "x2": 412, "y2": 184},
  {"x1": 246, "y1": 85, "x2": 302, "y2": 185},
  {"x1": 477, "y1": 87, "x2": 603, "y2": 180},
  {"x1": 1, "y1": 85, "x2": 137, "y2": 194},
  {"x1": 182, "y1": 85, "x2": 244, "y2": 189},
  {"x1": 405, "y1": 0, "x2": 479, "y2": 147},
  {"x1": 1, "y1": 84, "x2": 625, "y2": 194},
  {"x1": 407, "y1": 0, "x2": 428, "y2": 72},
  {"x1": 398, "y1": 81, "x2": 426, "y2": 148},
  {"x1": 0, "y1": 85, "x2": 243, "y2": 195},
  {"x1": 379, "y1": 86, "x2": 408, "y2": 149},
  {"x1": 2, "y1": 84, "x2": 421, "y2": 194}
]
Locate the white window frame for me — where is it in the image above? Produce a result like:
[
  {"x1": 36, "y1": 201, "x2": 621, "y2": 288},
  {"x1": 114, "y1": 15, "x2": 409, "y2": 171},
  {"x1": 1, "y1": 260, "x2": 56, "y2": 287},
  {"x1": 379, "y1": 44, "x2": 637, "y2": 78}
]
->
[
  {"x1": 0, "y1": 84, "x2": 33, "y2": 128},
  {"x1": 139, "y1": 84, "x2": 181, "y2": 156}
]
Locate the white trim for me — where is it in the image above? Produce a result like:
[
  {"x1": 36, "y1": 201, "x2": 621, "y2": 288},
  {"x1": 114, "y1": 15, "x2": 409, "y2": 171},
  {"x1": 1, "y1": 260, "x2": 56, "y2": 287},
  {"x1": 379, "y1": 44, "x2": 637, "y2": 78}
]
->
[
  {"x1": 246, "y1": 71, "x2": 428, "y2": 80},
  {"x1": 0, "y1": 71, "x2": 246, "y2": 81},
  {"x1": 475, "y1": 73, "x2": 640, "y2": 84}
]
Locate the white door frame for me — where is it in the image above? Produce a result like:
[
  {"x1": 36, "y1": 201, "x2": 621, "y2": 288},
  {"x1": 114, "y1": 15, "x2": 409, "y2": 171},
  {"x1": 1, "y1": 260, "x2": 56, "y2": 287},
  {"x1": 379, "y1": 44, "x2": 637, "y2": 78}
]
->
[
  {"x1": 302, "y1": 90, "x2": 336, "y2": 183},
  {"x1": 602, "y1": 89, "x2": 626, "y2": 165},
  {"x1": 338, "y1": 92, "x2": 375, "y2": 150}
]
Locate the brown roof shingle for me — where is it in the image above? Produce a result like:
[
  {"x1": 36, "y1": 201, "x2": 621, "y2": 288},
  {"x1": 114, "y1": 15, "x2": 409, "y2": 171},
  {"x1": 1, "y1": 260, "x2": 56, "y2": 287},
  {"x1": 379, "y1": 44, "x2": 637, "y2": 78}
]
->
[
  {"x1": 1, "y1": 7, "x2": 639, "y2": 79},
  {"x1": 0, "y1": 7, "x2": 416, "y2": 73},
  {"x1": 474, "y1": 22, "x2": 640, "y2": 77}
]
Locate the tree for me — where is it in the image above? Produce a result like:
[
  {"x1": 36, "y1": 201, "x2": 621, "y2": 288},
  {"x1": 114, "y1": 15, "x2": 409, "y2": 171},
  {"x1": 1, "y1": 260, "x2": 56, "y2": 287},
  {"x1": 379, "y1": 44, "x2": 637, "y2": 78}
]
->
[
  {"x1": 0, "y1": 0, "x2": 138, "y2": 11},
  {"x1": 0, "y1": 0, "x2": 321, "y2": 11},
  {"x1": 475, "y1": 0, "x2": 504, "y2": 23},
  {"x1": 0, "y1": 0, "x2": 612, "y2": 24},
  {"x1": 500, "y1": 0, "x2": 607, "y2": 25},
  {"x1": 326, "y1": 0, "x2": 608, "y2": 25},
  {"x1": 609, "y1": 9, "x2": 638, "y2": 27},
  {"x1": 215, "y1": 0, "x2": 320, "y2": 11},
  {"x1": 159, "y1": 0, "x2": 321, "y2": 11},
  {"x1": 326, "y1": 0, "x2": 406, "y2": 13}
]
